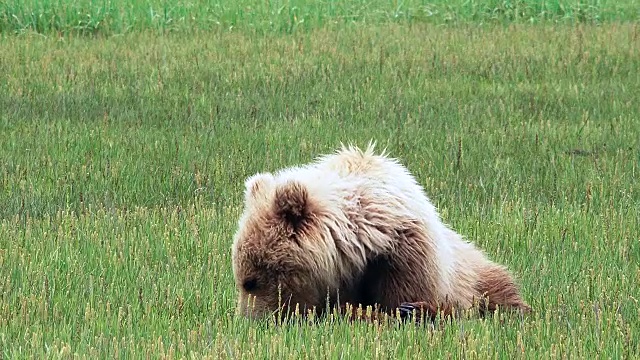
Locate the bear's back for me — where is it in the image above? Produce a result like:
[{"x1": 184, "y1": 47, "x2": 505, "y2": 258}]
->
[
  {"x1": 316, "y1": 144, "x2": 441, "y2": 224},
  {"x1": 315, "y1": 144, "x2": 464, "y2": 298}
]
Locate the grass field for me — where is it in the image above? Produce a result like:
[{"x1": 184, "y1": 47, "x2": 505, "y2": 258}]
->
[
  {"x1": 1, "y1": 0, "x2": 639, "y2": 35},
  {"x1": 1, "y1": 0, "x2": 639, "y2": 358}
]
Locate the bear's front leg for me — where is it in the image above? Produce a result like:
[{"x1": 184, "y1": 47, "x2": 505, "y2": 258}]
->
[{"x1": 397, "y1": 301, "x2": 454, "y2": 324}]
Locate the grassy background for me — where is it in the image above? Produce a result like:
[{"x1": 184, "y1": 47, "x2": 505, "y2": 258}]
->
[
  {"x1": 1, "y1": 0, "x2": 639, "y2": 35},
  {"x1": 1, "y1": 0, "x2": 640, "y2": 358}
]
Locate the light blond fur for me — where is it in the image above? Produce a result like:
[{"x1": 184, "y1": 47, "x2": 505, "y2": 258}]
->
[{"x1": 232, "y1": 142, "x2": 530, "y2": 321}]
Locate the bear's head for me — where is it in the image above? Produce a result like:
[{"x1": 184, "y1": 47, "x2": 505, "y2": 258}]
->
[{"x1": 231, "y1": 172, "x2": 344, "y2": 320}]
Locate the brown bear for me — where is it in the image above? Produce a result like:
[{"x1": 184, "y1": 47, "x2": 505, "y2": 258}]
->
[{"x1": 231, "y1": 143, "x2": 531, "y2": 323}]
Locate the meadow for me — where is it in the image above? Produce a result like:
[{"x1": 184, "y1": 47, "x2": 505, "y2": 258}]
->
[
  {"x1": 1, "y1": 0, "x2": 639, "y2": 35},
  {"x1": 1, "y1": 0, "x2": 639, "y2": 358}
]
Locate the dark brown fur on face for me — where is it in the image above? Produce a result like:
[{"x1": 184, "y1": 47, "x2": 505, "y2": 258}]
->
[
  {"x1": 231, "y1": 145, "x2": 531, "y2": 325},
  {"x1": 233, "y1": 180, "x2": 337, "y2": 320}
]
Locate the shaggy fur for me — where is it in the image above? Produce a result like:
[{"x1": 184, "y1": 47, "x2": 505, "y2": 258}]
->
[{"x1": 231, "y1": 143, "x2": 530, "y2": 323}]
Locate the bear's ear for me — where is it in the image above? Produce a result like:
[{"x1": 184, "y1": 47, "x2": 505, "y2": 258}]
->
[
  {"x1": 273, "y1": 180, "x2": 314, "y2": 231},
  {"x1": 244, "y1": 173, "x2": 274, "y2": 202}
]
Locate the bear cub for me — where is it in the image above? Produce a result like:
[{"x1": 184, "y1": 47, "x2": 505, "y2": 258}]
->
[{"x1": 231, "y1": 144, "x2": 530, "y2": 323}]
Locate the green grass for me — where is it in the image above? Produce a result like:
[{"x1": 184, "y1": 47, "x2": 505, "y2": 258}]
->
[
  {"x1": 1, "y1": 0, "x2": 639, "y2": 35},
  {"x1": 1, "y1": 2, "x2": 639, "y2": 358}
]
